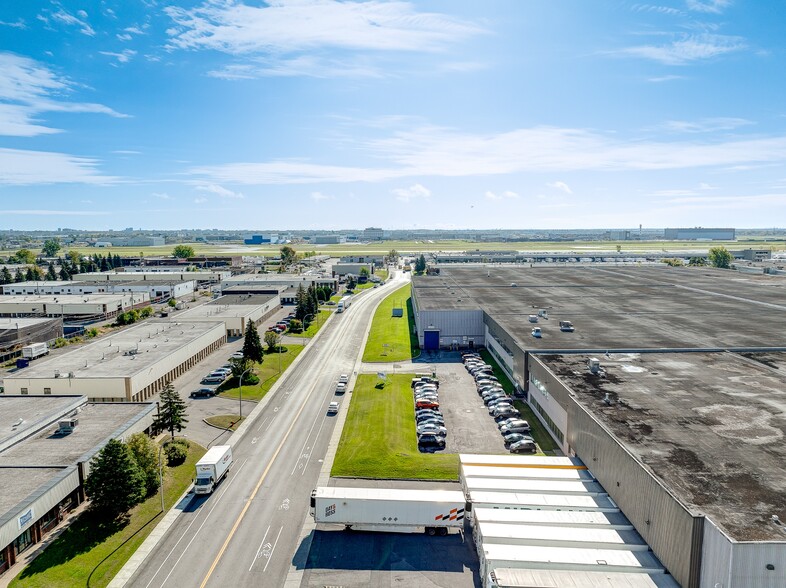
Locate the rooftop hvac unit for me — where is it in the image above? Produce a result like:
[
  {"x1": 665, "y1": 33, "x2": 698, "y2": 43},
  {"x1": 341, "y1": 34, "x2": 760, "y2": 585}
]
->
[
  {"x1": 588, "y1": 358, "x2": 601, "y2": 374},
  {"x1": 54, "y1": 370, "x2": 61, "y2": 378},
  {"x1": 57, "y1": 418, "x2": 78, "y2": 434}
]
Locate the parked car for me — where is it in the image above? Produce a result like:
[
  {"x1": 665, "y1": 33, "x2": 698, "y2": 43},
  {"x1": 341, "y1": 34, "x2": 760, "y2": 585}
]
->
[
  {"x1": 190, "y1": 387, "x2": 215, "y2": 398},
  {"x1": 230, "y1": 351, "x2": 244, "y2": 359},
  {"x1": 483, "y1": 392, "x2": 508, "y2": 404},
  {"x1": 501, "y1": 422, "x2": 532, "y2": 435},
  {"x1": 416, "y1": 417, "x2": 445, "y2": 428},
  {"x1": 475, "y1": 375, "x2": 499, "y2": 384},
  {"x1": 212, "y1": 368, "x2": 232, "y2": 376},
  {"x1": 492, "y1": 406, "x2": 520, "y2": 419},
  {"x1": 336, "y1": 382, "x2": 347, "y2": 394},
  {"x1": 510, "y1": 438, "x2": 537, "y2": 453},
  {"x1": 327, "y1": 401, "x2": 340, "y2": 415},
  {"x1": 416, "y1": 423, "x2": 447, "y2": 437},
  {"x1": 478, "y1": 384, "x2": 504, "y2": 396},
  {"x1": 417, "y1": 433, "x2": 446, "y2": 448},
  {"x1": 497, "y1": 418, "x2": 526, "y2": 430},
  {"x1": 416, "y1": 399, "x2": 439, "y2": 409},
  {"x1": 531, "y1": 327, "x2": 542, "y2": 338},
  {"x1": 412, "y1": 377, "x2": 439, "y2": 388},
  {"x1": 414, "y1": 386, "x2": 439, "y2": 395},
  {"x1": 487, "y1": 399, "x2": 514, "y2": 412},
  {"x1": 201, "y1": 374, "x2": 226, "y2": 384},
  {"x1": 502, "y1": 432, "x2": 533, "y2": 445},
  {"x1": 339, "y1": 374, "x2": 349, "y2": 384}
]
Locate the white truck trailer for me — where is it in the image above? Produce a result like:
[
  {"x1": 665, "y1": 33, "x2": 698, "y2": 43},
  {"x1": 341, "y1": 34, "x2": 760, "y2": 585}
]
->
[
  {"x1": 194, "y1": 445, "x2": 232, "y2": 495},
  {"x1": 21, "y1": 342, "x2": 49, "y2": 360},
  {"x1": 311, "y1": 486, "x2": 468, "y2": 535},
  {"x1": 485, "y1": 568, "x2": 679, "y2": 588}
]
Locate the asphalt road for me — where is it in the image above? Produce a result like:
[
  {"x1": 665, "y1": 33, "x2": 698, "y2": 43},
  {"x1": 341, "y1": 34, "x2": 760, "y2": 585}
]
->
[{"x1": 125, "y1": 272, "x2": 408, "y2": 588}]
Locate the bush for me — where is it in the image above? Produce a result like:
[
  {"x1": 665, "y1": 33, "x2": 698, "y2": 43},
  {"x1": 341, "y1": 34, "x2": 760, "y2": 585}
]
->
[
  {"x1": 164, "y1": 440, "x2": 188, "y2": 466},
  {"x1": 52, "y1": 337, "x2": 68, "y2": 348},
  {"x1": 85, "y1": 328, "x2": 99, "y2": 339},
  {"x1": 139, "y1": 306, "x2": 154, "y2": 318}
]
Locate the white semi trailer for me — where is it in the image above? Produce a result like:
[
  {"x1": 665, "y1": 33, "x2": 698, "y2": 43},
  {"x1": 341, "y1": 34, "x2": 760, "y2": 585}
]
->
[
  {"x1": 21, "y1": 343, "x2": 49, "y2": 360},
  {"x1": 485, "y1": 568, "x2": 679, "y2": 588},
  {"x1": 311, "y1": 486, "x2": 468, "y2": 535},
  {"x1": 194, "y1": 445, "x2": 232, "y2": 495}
]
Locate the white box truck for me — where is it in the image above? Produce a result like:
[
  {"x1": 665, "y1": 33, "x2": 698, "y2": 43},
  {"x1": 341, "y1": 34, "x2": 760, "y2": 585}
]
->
[
  {"x1": 336, "y1": 296, "x2": 352, "y2": 313},
  {"x1": 311, "y1": 486, "x2": 468, "y2": 535},
  {"x1": 22, "y1": 343, "x2": 49, "y2": 360},
  {"x1": 194, "y1": 445, "x2": 232, "y2": 495}
]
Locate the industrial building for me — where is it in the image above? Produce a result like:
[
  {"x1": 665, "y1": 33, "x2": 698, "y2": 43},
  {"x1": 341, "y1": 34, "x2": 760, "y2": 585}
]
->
[
  {"x1": 0, "y1": 318, "x2": 63, "y2": 361},
  {"x1": 412, "y1": 265, "x2": 786, "y2": 588},
  {"x1": 0, "y1": 293, "x2": 150, "y2": 320},
  {"x1": 0, "y1": 395, "x2": 154, "y2": 576},
  {"x1": 362, "y1": 227, "x2": 384, "y2": 240},
  {"x1": 174, "y1": 293, "x2": 280, "y2": 336},
  {"x1": 330, "y1": 262, "x2": 374, "y2": 278},
  {"x1": 71, "y1": 270, "x2": 228, "y2": 284},
  {"x1": 2, "y1": 280, "x2": 195, "y2": 302},
  {"x1": 220, "y1": 274, "x2": 337, "y2": 304},
  {"x1": 664, "y1": 228, "x2": 735, "y2": 240},
  {"x1": 339, "y1": 254, "x2": 385, "y2": 266},
  {"x1": 2, "y1": 320, "x2": 226, "y2": 401}
]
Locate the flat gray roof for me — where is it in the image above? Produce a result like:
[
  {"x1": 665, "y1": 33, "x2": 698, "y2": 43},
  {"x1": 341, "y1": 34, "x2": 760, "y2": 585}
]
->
[
  {"x1": 0, "y1": 401, "x2": 155, "y2": 467},
  {"x1": 538, "y1": 352, "x2": 786, "y2": 541},
  {"x1": 209, "y1": 293, "x2": 278, "y2": 306},
  {"x1": 0, "y1": 396, "x2": 86, "y2": 451},
  {"x1": 414, "y1": 266, "x2": 786, "y2": 350},
  {"x1": 5, "y1": 320, "x2": 223, "y2": 379},
  {"x1": 0, "y1": 466, "x2": 73, "y2": 524},
  {"x1": 0, "y1": 317, "x2": 60, "y2": 329},
  {"x1": 0, "y1": 294, "x2": 134, "y2": 305}
]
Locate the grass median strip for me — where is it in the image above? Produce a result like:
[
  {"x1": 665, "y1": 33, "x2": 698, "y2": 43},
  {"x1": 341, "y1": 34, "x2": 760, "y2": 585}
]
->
[
  {"x1": 332, "y1": 374, "x2": 458, "y2": 481},
  {"x1": 11, "y1": 441, "x2": 206, "y2": 588},
  {"x1": 362, "y1": 283, "x2": 420, "y2": 363},
  {"x1": 288, "y1": 310, "x2": 331, "y2": 338},
  {"x1": 218, "y1": 344, "x2": 304, "y2": 402}
]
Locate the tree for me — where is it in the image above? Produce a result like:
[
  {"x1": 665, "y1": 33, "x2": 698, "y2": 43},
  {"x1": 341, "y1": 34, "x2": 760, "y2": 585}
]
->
[
  {"x1": 1, "y1": 266, "x2": 11, "y2": 285},
  {"x1": 346, "y1": 275, "x2": 357, "y2": 291},
  {"x1": 153, "y1": 382, "x2": 189, "y2": 440},
  {"x1": 387, "y1": 249, "x2": 399, "y2": 264},
  {"x1": 84, "y1": 439, "x2": 146, "y2": 517},
  {"x1": 46, "y1": 261, "x2": 57, "y2": 281},
  {"x1": 288, "y1": 318, "x2": 303, "y2": 333},
  {"x1": 14, "y1": 268, "x2": 24, "y2": 282},
  {"x1": 173, "y1": 245, "x2": 195, "y2": 259},
  {"x1": 100, "y1": 256, "x2": 109, "y2": 271},
  {"x1": 228, "y1": 355, "x2": 251, "y2": 379},
  {"x1": 359, "y1": 267, "x2": 370, "y2": 278},
  {"x1": 280, "y1": 246, "x2": 297, "y2": 269},
  {"x1": 415, "y1": 254, "x2": 427, "y2": 273},
  {"x1": 59, "y1": 266, "x2": 71, "y2": 280},
  {"x1": 168, "y1": 298, "x2": 177, "y2": 308},
  {"x1": 295, "y1": 284, "x2": 309, "y2": 322},
  {"x1": 66, "y1": 250, "x2": 81, "y2": 266},
  {"x1": 688, "y1": 256, "x2": 707, "y2": 267},
  {"x1": 25, "y1": 267, "x2": 35, "y2": 281},
  {"x1": 126, "y1": 432, "x2": 162, "y2": 497},
  {"x1": 242, "y1": 321, "x2": 264, "y2": 363},
  {"x1": 264, "y1": 330, "x2": 281, "y2": 352},
  {"x1": 42, "y1": 239, "x2": 61, "y2": 257},
  {"x1": 709, "y1": 246, "x2": 732, "y2": 269},
  {"x1": 13, "y1": 248, "x2": 36, "y2": 265}
]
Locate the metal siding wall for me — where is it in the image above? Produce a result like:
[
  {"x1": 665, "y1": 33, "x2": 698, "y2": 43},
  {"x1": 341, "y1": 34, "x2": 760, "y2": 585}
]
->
[
  {"x1": 419, "y1": 310, "x2": 485, "y2": 347},
  {"x1": 731, "y1": 542, "x2": 786, "y2": 588},
  {"x1": 567, "y1": 400, "x2": 699, "y2": 588},
  {"x1": 484, "y1": 312, "x2": 527, "y2": 387},
  {"x1": 701, "y1": 519, "x2": 733, "y2": 588}
]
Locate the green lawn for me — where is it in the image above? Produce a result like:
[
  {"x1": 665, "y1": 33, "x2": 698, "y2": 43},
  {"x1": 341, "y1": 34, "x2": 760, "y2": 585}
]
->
[
  {"x1": 332, "y1": 374, "x2": 459, "y2": 480},
  {"x1": 375, "y1": 268, "x2": 389, "y2": 281},
  {"x1": 218, "y1": 345, "x2": 304, "y2": 401},
  {"x1": 362, "y1": 284, "x2": 420, "y2": 363},
  {"x1": 287, "y1": 310, "x2": 331, "y2": 338},
  {"x1": 478, "y1": 349, "x2": 558, "y2": 454},
  {"x1": 205, "y1": 415, "x2": 245, "y2": 430},
  {"x1": 11, "y1": 441, "x2": 206, "y2": 588}
]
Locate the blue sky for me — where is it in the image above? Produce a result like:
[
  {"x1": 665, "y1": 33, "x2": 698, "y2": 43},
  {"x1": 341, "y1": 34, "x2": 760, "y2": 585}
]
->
[{"x1": 1, "y1": 0, "x2": 785, "y2": 231}]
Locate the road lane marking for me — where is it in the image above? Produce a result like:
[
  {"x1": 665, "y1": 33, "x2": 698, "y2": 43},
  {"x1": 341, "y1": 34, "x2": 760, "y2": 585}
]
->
[
  {"x1": 249, "y1": 525, "x2": 270, "y2": 571},
  {"x1": 262, "y1": 526, "x2": 284, "y2": 573},
  {"x1": 255, "y1": 417, "x2": 269, "y2": 432},
  {"x1": 198, "y1": 382, "x2": 315, "y2": 588}
]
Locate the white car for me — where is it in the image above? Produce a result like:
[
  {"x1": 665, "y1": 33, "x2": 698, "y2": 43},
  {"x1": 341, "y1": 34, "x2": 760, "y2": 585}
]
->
[
  {"x1": 230, "y1": 351, "x2": 244, "y2": 359},
  {"x1": 416, "y1": 423, "x2": 447, "y2": 437},
  {"x1": 336, "y1": 382, "x2": 347, "y2": 394},
  {"x1": 339, "y1": 374, "x2": 349, "y2": 384},
  {"x1": 327, "y1": 401, "x2": 340, "y2": 414}
]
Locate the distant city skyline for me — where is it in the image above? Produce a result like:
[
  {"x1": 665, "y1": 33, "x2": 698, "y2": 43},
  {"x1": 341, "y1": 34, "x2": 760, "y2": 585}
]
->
[{"x1": 1, "y1": 1, "x2": 785, "y2": 230}]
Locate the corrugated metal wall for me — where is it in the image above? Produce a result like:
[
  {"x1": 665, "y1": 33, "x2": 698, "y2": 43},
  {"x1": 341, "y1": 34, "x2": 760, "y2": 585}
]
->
[
  {"x1": 731, "y1": 542, "x2": 786, "y2": 587},
  {"x1": 568, "y1": 400, "x2": 702, "y2": 588},
  {"x1": 701, "y1": 520, "x2": 733, "y2": 587},
  {"x1": 484, "y1": 313, "x2": 527, "y2": 384},
  {"x1": 417, "y1": 310, "x2": 485, "y2": 348}
]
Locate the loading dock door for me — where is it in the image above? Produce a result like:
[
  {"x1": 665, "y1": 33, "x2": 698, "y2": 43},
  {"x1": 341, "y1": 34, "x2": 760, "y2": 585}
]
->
[{"x1": 424, "y1": 329, "x2": 440, "y2": 350}]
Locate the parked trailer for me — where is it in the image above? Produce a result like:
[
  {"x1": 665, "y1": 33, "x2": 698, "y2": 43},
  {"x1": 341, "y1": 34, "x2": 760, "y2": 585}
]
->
[
  {"x1": 472, "y1": 508, "x2": 634, "y2": 531},
  {"x1": 479, "y1": 543, "x2": 665, "y2": 580},
  {"x1": 462, "y1": 477, "x2": 605, "y2": 497},
  {"x1": 311, "y1": 486, "x2": 468, "y2": 535},
  {"x1": 475, "y1": 521, "x2": 648, "y2": 552},
  {"x1": 485, "y1": 568, "x2": 680, "y2": 588},
  {"x1": 468, "y1": 490, "x2": 619, "y2": 513},
  {"x1": 460, "y1": 465, "x2": 595, "y2": 483},
  {"x1": 194, "y1": 445, "x2": 232, "y2": 495},
  {"x1": 21, "y1": 342, "x2": 49, "y2": 360},
  {"x1": 459, "y1": 454, "x2": 587, "y2": 469}
]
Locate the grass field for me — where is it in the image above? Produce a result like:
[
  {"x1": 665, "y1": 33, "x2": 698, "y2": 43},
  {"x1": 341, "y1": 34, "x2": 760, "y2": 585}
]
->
[
  {"x1": 11, "y1": 441, "x2": 206, "y2": 588},
  {"x1": 288, "y1": 310, "x2": 331, "y2": 338},
  {"x1": 6, "y1": 237, "x2": 783, "y2": 260},
  {"x1": 362, "y1": 284, "x2": 420, "y2": 363},
  {"x1": 478, "y1": 349, "x2": 558, "y2": 454},
  {"x1": 218, "y1": 345, "x2": 304, "y2": 402},
  {"x1": 205, "y1": 415, "x2": 245, "y2": 430},
  {"x1": 332, "y1": 374, "x2": 459, "y2": 480},
  {"x1": 375, "y1": 268, "x2": 389, "y2": 281}
]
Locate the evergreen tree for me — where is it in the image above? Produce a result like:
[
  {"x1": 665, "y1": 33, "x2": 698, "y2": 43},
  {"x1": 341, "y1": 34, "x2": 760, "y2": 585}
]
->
[
  {"x1": 114, "y1": 254, "x2": 122, "y2": 268},
  {"x1": 126, "y1": 432, "x2": 162, "y2": 497},
  {"x1": 295, "y1": 284, "x2": 308, "y2": 322},
  {"x1": 242, "y1": 321, "x2": 264, "y2": 363},
  {"x1": 346, "y1": 275, "x2": 357, "y2": 291},
  {"x1": 153, "y1": 382, "x2": 189, "y2": 440},
  {"x1": 415, "y1": 254, "x2": 427, "y2": 273},
  {"x1": 84, "y1": 439, "x2": 146, "y2": 517},
  {"x1": 25, "y1": 267, "x2": 35, "y2": 281},
  {"x1": 1, "y1": 266, "x2": 11, "y2": 285},
  {"x1": 14, "y1": 268, "x2": 24, "y2": 282},
  {"x1": 46, "y1": 261, "x2": 57, "y2": 281},
  {"x1": 59, "y1": 266, "x2": 71, "y2": 280},
  {"x1": 100, "y1": 256, "x2": 109, "y2": 271}
]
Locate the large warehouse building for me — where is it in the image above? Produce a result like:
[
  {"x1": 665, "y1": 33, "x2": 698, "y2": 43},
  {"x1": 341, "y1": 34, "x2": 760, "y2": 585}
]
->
[
  {"x1": 2, "y1": 320, "x2": 226, "y2": 401},
  {"x1": 0, "y1": 395, "x2": 154, "y2": 577},
  {"x1": 174, "y1": 293, "x2": 280, "y2": 336},
  {"x1": 0, "y1": 293, "x2": 150, "y2": 320},
  {"x1": 2, "y1": 280, "x2": 195, "y2": 302},
  {"x1": 411, "y1": 265, "x2": 786, "y2": 588}
]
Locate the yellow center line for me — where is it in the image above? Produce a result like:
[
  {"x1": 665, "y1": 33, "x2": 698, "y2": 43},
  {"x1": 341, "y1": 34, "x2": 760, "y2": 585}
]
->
[{"x1": 199, "y1": 381, "x2": 314, "y2": 588}]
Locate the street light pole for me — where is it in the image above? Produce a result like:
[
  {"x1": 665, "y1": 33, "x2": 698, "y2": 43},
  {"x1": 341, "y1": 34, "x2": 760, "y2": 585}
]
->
[{"x1": 238, "y1": 367, "x2": 252, "y2": 421}]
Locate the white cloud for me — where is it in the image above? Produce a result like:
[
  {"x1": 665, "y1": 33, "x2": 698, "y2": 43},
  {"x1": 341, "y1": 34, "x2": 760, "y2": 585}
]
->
[
  {"x1": 196, "y1": 183, "x2": 244, "y2": 199},
  {"x1": 153, "y1": 192, "x2": 172, "y2": 200},
  {"x1": 165, "y1": 0, "x2": 483, "y2": 77},
  {"x1": 100, "y1": 50, "x2": 137, "y2": 64},
  {"x1": 194, "y1": 197, "x2": 207, "y2": 204},
  {"x1": 485, "y1": 190, "x2": 518, "y2": 201},
  {"x1": 0, "y1": 52, "x2": 127, "y2": 136},
  {"x1": 663, "y1": 117, "x2": 752, "y2": 133},
  {"x1": 392, "y1": 183, "x2": 430, "y2": 202},
  {"x1": 621, "y1": 33, "x2": 745, "y2": 65},
  {"x1": 116, "y1": 33, "x2": 133, "y2": 41},
  {"x1": 188, "y1": 124, "x2": 786, "y2": 185},
  {"x1": 686, "y1": 0, "x2": 732, "y2": 13},
  {"x1": 547, "y1": 181, "x2": 573, "y2": 194},
  {"x1": 0, "y1": 147, "x2": 117, "y2": 185},
  {"x1": 632, "y1": 4, "x2": 683, "y2": 16},
  {"x1": 647, "y1": 75, "x2": 685, "y2": 82},
  {"x1": 0, "y1": 19, "x2": 26, "y2": 29},
  {"x1": 47, "y1": 8, "x2": 95, "y2": 36},
  {"x1": 310, "y1": 191, "x2": 333, "y2": 201},
  {"x1": 699, "y1": 182, "x2": 716, "y2": 190},
  {"x1": 124, "y1": 26, "x2": 146, "y2": 35},
  {"x1": 112, "y1": 150, "x2": 141, "y2": 155}
]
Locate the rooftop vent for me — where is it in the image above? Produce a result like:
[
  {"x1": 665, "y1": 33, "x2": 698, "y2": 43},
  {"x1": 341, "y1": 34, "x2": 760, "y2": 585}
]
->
[
  {"x1": 57, "y1": 418, "x2": 78, "y2": 435},
  {"x1": 588, "y1": 358, "x2": 601, "y2": 374},
  {"x1": 54, "y1": 370, "x2": 61, "y2": 378},
  {"x1": 603, "y1": 393, "x2": 614, "y2": 406}
]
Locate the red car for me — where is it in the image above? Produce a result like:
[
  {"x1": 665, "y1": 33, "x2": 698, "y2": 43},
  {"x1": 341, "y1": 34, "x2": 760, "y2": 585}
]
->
[{"x1": 415, "y1": 399, "x2": 439, "y2": 409}]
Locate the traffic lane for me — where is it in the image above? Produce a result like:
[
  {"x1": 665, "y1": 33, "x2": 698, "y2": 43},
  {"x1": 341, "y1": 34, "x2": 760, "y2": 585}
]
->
[{"x1": 300, "y1": 524, "x2": 480, "y2": 588}]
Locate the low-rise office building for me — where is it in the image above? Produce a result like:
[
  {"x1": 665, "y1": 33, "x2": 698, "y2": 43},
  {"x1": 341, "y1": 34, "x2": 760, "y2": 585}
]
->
[
  {"x1": 2, "y1": 320, "x2": 226, "y2": 401},
  {"x1": 331, "y1": 263, "x2": 374, "y2": 278},
  {"x1": 0, "y1": 395, "x2": 154, "y2": 576},
  {"x1": 220, "y1": 274, "x2": 337, "y2": 304},
  {"x1": 2, "y1": 280, "x2": 195, "y2": 302}
]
